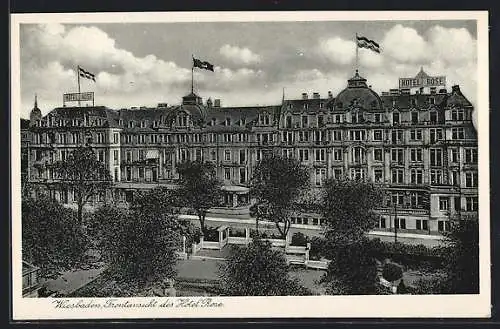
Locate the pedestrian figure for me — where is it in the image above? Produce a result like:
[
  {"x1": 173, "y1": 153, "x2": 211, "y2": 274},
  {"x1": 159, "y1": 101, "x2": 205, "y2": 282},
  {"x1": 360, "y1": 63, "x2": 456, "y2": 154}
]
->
[{"x1": 165, "y1": 279, "x2": 176, "y2": 297}]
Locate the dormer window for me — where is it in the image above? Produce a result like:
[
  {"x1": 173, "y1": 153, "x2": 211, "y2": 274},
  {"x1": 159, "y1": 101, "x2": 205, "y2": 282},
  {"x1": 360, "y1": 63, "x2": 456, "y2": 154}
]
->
[
  {"x1": 319, "y1": 102, "x2": 324, "y2": 109},
  {"x1": 240, "y1": 118, "x2": 246, "y2": 126},
  {"x1": 178, "y1": 115, "x2": 188, "y2": 127},
  {"x1": 287, "y1": 103, "x2": 292, "y2": 109},
  {"x1": 392, "y1": 112, "x2": 400, "y2": 125},
  {"x1": 451, "y1": 109, "x2": 465, "y2": 121},
  {"x1": 225, "y1": 117, "x2": 231, "y2": 126},
  {"x1": 374, "y1": 113, "x2": 382, "y2": 123},
  {"x1": 128, "y1": 121, "x2": 134, "y2": 128},
  {"x1": 430, "y1": 111, "x2": 438, "y2": 124},
  {"x1": 285, "y1": 115, "x2": 292, "y2": 129},
  {"x1": 153, "y1": 120, "x2": 159, "y2": 128},
  {"x1": 140, "y1": 120, "x2": 147, "y2": 128},
  {"x1": 119, "y1": 119, "x2": 123, "y2": 126},
  {"x1": 303, "y1": 103, "x2": 308, "y2": 110},
  {"x1": 351, "y1": 112, "x2": 362, "y2": 124},
  {"x1": 264, "y1": 115, "x2": 270, "y2": 125},
  {"x1": 211, "y1": 118, "x2": 216, "y2": 126},
  {"x1": 411, "y1": 99, "x2": 417, "y2": 107},
  {"x1": 428, "y1": 97, "x2": 435, "y2": 105}
]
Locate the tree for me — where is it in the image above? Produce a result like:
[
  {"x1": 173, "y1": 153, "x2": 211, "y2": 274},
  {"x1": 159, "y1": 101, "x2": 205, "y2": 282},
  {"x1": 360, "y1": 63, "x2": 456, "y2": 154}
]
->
[
  {"x1": 442, "y1": 219, "x2": 479, "y2": 294},
  {"x1": 22, "y1": 196, "x2": 89, "y2": 278},
  {"x1": 92, "y1": 189, "x2": 188, "y2": 289},
  {"x1": 218, "y1": 237, "x2": 310, "y2": 296},
  {"x1": 382, "y1": 263, "x2": 403, "y2": 282},
  {"x1": 322, "y1": 178, "x2": 383, "y2": 243},
  {"x1": 250, "y1": 155, "x2": 309, "y2": 238},
  {"x1": 176, "y1": 161, "x2": 223, "y2": 235},
  {"x1": 319, "y1": 178, "x2": 382, "y2": 295},
  {"x1": 52, "y1": 146, "x2": 112, "y2": 225},
  {"x1": 321, "y1": 237, "x2": 378, "y2": 295}
]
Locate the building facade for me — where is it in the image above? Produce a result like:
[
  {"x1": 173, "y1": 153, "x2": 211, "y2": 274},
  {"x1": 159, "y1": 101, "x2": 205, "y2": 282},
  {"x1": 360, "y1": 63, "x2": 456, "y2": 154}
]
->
[{"x1": 23, "y1": 69, "x2": 478, "y2": 235}]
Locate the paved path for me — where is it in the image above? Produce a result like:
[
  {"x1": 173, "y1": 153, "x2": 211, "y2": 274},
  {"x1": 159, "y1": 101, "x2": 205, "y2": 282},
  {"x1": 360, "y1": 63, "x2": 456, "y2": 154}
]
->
[{"x1": 43, "y1": 265, "x2": 107, "y2": 296}]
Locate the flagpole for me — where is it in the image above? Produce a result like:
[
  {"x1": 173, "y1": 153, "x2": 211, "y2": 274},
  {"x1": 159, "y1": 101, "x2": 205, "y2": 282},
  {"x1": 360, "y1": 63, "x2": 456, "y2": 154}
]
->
[
  {"x1": 355, "y1": 33, "x2": 359, "y2": 73},
  {"x1": 77, "y1": 65, "x2": 81, "y2": 106},
  {"x1": 191, "y1": 55, "x2": 194, "y2": 94}
]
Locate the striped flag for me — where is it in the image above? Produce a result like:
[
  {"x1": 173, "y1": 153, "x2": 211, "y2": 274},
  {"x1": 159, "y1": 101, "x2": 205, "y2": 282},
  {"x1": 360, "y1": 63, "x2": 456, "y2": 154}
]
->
[
  {"x1": 356, "y1": 35, "x2": 381, "y2": 53},
  {"x1": 78, "y1": 66, "x2": 96, "y2": 82},
  {"x1": 193, "y1": 57, "x2": 214, "y2": 72}
]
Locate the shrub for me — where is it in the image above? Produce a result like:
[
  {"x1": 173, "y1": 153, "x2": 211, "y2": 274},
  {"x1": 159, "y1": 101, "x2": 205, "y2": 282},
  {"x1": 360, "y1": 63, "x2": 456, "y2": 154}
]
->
[
  {"x1": 309, "y1": 236, "x2": 326, "y2": 260},
  {"x1": 382, "y1": 263, "x2": 403, "y2": 282},
  {"x1": 204, "y1": 226, "x2": 220, "y2": 242},
  {"x1": 291, "y1": 232, "x2": 308, "y2": 246}
]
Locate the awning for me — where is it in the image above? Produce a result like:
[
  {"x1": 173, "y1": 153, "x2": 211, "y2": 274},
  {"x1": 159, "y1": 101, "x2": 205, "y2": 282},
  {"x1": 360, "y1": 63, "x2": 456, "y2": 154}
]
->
[
  {"x1": 146, "y1": 149, "x2": 159, "y2": 159},
  {"x1": 222, "y1": 185, "x2": 250, "y2": 194}
]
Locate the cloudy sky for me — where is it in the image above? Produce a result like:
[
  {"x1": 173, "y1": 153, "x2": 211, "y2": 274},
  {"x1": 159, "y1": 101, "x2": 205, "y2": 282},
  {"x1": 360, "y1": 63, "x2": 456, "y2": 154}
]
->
[{"x1": 19, "y1": 20, "x2": 477, "y2": 118}]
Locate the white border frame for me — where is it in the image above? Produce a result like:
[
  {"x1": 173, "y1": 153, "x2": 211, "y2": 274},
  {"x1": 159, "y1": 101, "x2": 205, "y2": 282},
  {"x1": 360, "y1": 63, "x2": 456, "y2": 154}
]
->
[{"x1": 11, "y1": 11, "x2": 490, "y2": 319}]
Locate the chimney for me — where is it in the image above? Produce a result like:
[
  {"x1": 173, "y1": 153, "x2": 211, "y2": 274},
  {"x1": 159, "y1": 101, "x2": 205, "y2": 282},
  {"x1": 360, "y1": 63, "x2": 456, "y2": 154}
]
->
[
  {"x1": 302, "y1": 93, "x2": 308, "y2": 100},
  {"x1": 452, "y1": 85, "x2": 461, "y2": 93},
  {"x1": 328, "y1": 91, "x2": 333, "y2": 99},
  {"x1": 313, "y1": 92, "x2": 320, "y2": 99},
  {"x1": 214, "y1": 99, "x2": 221, "y2": 107}
]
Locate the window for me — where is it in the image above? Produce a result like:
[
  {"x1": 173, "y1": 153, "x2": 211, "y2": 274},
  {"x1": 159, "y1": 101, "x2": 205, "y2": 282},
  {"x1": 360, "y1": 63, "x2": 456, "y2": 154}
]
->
[
  {"x1": 391, "y1": 192, "x2": 404, "y2": 206},
  {"x1": 392, "y1": 112, "x2": 400, "y2": 124},
  {"x1": 378, "y1": 217, "x2": 387, "y2": 229},
  {"x1": 410, "y1": 148, "x2": 423, "y2": 162},
  {"x1": 391, "y1": 148, "x2": 404, "y2": 164},
  {"x1": 411, "y1": 99, "x2": 417, "y2": 107},
  {"x1": 416, "y1": 219, "x2": 428, "y2": 230},
  {"x1": 96, "y1": 133, "x2": 104, "y2": 144},
  {"x1": 318, "y1": 115, "x2": 324, "y2": 127},
  {"x1": 465, "y1": 172, "x2": 478, "y2": 187},
  {"x1": 286, "y1": 116, "x2": 292, "y2": 128},
  {"x1": 282, "y1": 149, "x2": 293, "y2": 158},
  {"x1": 333, "y1": 168, "x2": 343, "y2": 180},
  {"x1": 333, "y1": 114, "x2": 342, "y2": 123},
  {"x1": 299, "y1": 149, "x2": 309, "y2": 162},
  {"x1": 126, "y1": 151, "x2": 132, "y2": 162},
  {"x1": 126, "y1": 167, "x2": 132, "y2": 181},
  {"x1": 223, "y1": 134, "x2": 232, "y2": 143},
  {"x1": 450, "y1": 148, "x2": 460, "y2": 163},
  {"x1": 299, "y1": 131, "x2": 309, "y2": 142},
  {"x1": 349, "y1": 130, "x2": 366, "y2": 141},
  {"x1": 97, "y1": 150, "x2": 105, "y2": 162},
  {"x1": 452, "y1": 128, "x2": 465, "y2": 140},
  {"x1": 315, "y1": 149, "x2": 326, "y2": 162},
  {"x1": 430, "y1": 148, "x2": 443, "y2": 166},
  {"x1": 224, "y1": 149, "x2": 231, "y2": 161},
  {"x1": 113, "y1": 133, "x2": 119, "y2": 144},
  {"x1": 395, "y1": 217, "x2": 406, "y2": 229},
  {"x1": 72, "y1": 132, "x2": 80, "y2": 144},
  {"x1": 239, "y1": 149, "x2": 246, "y2": 164},
  {"x1": 195, "y1": 149, "x2": 202, "y2": 161},
  {"x1": 465, "y1": 149, "x2": 478, "y2": 163},
  {"x1": 210, "y1": 150, "x2": 216, "y2": 161},
  {"x1": 373, "y1": 130, "x2": 383, "y2": 141},
  {"x1": 126, "y1": 135, "x2": 133, "y2": 144},
  {"x1": 439, "y1": 196, "x2": 449, "y2": 211},
  {"x1": 451, "y1": 109, "x2": 465, "y2": 121},
  {"x1": 466, "y1": 197, "x2": 479, "y2": 211},
  {"x1": 332, "y1": 130, "x2": 342, "y2": 141},
  {"x1": 374, "y1": 169, "x2": 383, "y2": 183},
  {"x1": 392, "y1": 169, "x2": 404, "y2": 184},
  {"x1": 334, "y1": 148, "x2": 343, "y2": 161},
  {"x1": 411, "y1": 169, "x2": 423, "y2": 184},
  {"x1": 410, "y1": 129, "x2": 422, "y2": 141},
  {"x1": 430, "y1": 169, "x2": 443, "y2": 185},
  {"x1": 373, "y1": 148, "x2": 383, "y2": 161},
  {"x1": 351, "y1": 147, "x2": 365, "y2": 163},
  {"x1": 302, "y1": 115, "x2": 309, "y2": 128},
  {"x1": 351, "y1": 112, "x2": 362, "y2": 123},
  {"x1": 350, "y1": 168, "x2": 365, "y2": 181},
  {"x1": 180, "y1": 149, "x2": 188, "y2": 162},
  {"x1": 391, "y1": 130, "x2": 403, "y2": 143},
  {"x1": 374, "y1": 113, "x2": 382, "y2": 123},
  {"x1": 438, "y1": 220, "x2": 451, "y2": 232},
  {"x1": 429, "y1": 128, "x2": 443, "y2": 143},
  {"x1": 411, "y1": 111, "x2": 419, "y2": 124},
  {"x1": 429, "y1": 111, "x2": 438, "y2": 124},
  {"x1": 410, "y1": 192, "x2": 421, "y2": 208},
  {"x1": 450, "y1": 170, "x2": 460, "y2": 186},
  {"x1": 224, "y1": 168, "x2": 231, "y2": 180},
  {"x1": 239, "y1": 167, "x2": 246, "y2": 184},
  {"x1": 315, "y1": 168, "x2": 327, "y2": 186},
  {"x1": 428, "y1": 97, "x2": 435, "y2": 105},
  {"x1": 113, "y1": 150, "x2": 119, "y2": 165}
]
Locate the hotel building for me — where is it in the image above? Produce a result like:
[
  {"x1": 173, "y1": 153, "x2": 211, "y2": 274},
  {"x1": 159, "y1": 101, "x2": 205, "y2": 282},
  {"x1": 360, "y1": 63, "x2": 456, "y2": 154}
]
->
[{"x1": 23, "y1": 68, "x2": 478, "y2": 235}]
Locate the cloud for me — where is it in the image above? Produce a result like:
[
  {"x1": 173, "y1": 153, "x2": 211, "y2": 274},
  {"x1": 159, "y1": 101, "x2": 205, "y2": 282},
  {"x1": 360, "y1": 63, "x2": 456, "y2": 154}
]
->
[
  {"x1": 426, "y1": 26, "x2": 477, "y2": 63},
  {"x1": 317, "y1": 37, "x2": 355, "y2": 65},
  {"x1": 382, "y1": 24, "x2": 429, "y2": 63},
  {"x1": 219, "y1": 44, "x2": 262, "y2": 65}
]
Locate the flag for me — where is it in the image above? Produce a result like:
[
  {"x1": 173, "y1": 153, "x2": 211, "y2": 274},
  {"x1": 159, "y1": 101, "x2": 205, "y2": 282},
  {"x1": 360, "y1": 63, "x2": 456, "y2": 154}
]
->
[
  {"x1": 356, "y1": 35, "x2": 381, "y2": 53},
  {"x1": 193, "y1": 57, "x2": 214, "y2": 72},
  {"x1": 78, "y1": 66, "x2": 96, "y2": 81}
]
